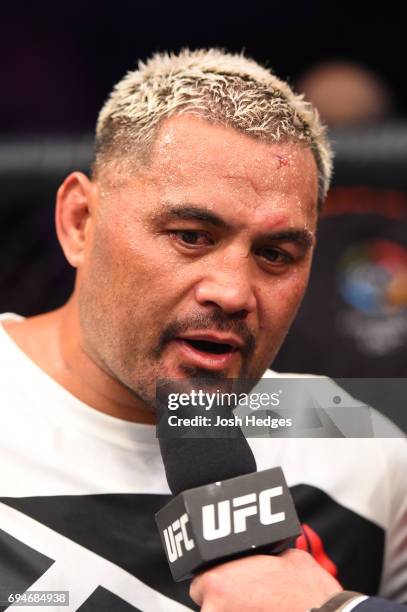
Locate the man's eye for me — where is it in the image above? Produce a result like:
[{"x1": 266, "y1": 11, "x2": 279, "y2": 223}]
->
[
  {"x1": 170, "y1": 230, "x2": 213, "y2": 247},
  {"x1": 256, "y1": 247, "x2": 293, "y2": 265}
]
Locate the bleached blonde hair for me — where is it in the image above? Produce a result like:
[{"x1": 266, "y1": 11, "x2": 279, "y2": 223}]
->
[{"x1": 95, "y1": 48, "x2": 333, "y2": 208}]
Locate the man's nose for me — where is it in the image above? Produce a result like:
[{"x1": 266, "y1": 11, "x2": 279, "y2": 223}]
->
[{"x1": 194, "y1": 256, "x2": 257, "y2": 316}]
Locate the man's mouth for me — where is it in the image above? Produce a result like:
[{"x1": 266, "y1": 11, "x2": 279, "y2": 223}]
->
[
  {"x1": 182, "y1": 338, "x2": 234, "y2": 354},
  {"x1": 171, "y1": 333, "x2": 242, "y2": 371}
]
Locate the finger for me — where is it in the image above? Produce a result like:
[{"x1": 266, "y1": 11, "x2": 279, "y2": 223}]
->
[{"x1": 189, "y1": 575, "x2": 204, "y2": 606}]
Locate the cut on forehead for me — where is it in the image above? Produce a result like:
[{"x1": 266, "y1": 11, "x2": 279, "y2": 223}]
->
[
  {"x1": 149, "y1": 114, "x2": 317, "y2": 183},
  {"x1": 95, "y1": 114, "x2": 318, "y2": 214},
  {"x1": 94, "y1": 113, "x2": 318, "y2": 208}
]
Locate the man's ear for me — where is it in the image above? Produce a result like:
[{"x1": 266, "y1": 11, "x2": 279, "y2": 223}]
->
[{"x1": 55, "y1": 172, "x2": 98, "y2": 268}]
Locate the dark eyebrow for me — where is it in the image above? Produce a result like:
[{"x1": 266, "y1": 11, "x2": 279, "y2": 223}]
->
[
  {"x1": 261, "y1": 229, "x2": 315, "y2": 248},
  {"x1": 154, "y1": 205, "x2": 228, "y2": 229}
]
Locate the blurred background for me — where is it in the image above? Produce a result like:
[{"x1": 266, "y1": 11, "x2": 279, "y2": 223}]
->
[{"x1": 1, "y1": 0, "x2": 406, "y2": 393}]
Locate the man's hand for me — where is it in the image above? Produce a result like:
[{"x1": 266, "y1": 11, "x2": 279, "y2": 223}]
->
[{"x1": 189, "y1": 549, "x2": 342, "y2": 611}]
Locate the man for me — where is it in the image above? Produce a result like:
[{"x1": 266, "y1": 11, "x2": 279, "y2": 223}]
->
[{"x1": 0, "y1": 49, "x2": 405, "y2": 611}]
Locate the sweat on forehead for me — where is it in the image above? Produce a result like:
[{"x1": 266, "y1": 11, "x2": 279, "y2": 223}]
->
[
  {"x1": 95, "y1": 115, "x2": 318, "y2": 216},
  {"x1": 92, "y1": 49, "x2": 333, "y2": 210}
]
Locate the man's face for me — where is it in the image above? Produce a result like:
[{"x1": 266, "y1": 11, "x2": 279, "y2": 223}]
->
[{"x1": 78, "y1": 115, "x2": 318, "y2": 407}]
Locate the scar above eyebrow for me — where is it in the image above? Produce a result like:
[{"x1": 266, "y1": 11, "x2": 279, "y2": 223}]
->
[{"x1": 275, "y1": 154, "x2": 290, "y2": 168}]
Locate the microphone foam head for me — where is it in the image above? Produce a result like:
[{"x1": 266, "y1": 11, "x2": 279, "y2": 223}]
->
[{"x1": 158, "y1": 434, "x2": 257, "y2": 496}]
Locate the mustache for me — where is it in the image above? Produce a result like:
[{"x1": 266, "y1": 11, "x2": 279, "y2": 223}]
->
[{"x1": 156, "y1": 310, "x2": 256, "y2": 358}]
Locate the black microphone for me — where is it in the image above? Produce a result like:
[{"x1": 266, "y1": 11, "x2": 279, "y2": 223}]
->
[{"x1": 156, "y1": 430, "x2": 301, "y2": 581}]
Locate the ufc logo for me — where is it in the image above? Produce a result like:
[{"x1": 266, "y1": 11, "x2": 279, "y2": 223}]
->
[
  {"x1": 202, "y1": 486, "x2": 285, "y2": 541},
  {"x1": 163, "y1": 513, "x2": 195, "y2": 562}
]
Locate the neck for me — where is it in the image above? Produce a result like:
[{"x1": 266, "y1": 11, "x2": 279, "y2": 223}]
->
[{"x1": 3, "y1": 300, "x2": 156, "y2": 424}]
